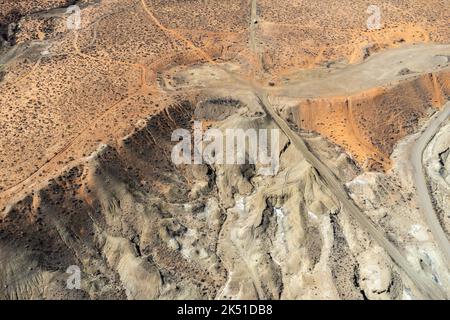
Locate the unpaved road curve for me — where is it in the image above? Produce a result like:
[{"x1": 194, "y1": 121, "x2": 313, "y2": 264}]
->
[
  {"x1": 411, "y1": 102, "x2": 450, "y2": 264},
  {"x1": 1, "y1": 0, "x2": 446, "y2": 299},
  {"x1": 254, "y1": 90, "x2": 447, "y2": 300},
  {"x1": 245, "y1": 0, "x2": 447, "y2": 300},
  {"x1": 167, "y1": 23, "x2": 449, "y2": 298}
]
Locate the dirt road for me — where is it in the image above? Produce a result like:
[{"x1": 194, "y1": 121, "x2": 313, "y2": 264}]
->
[
  {"x1": 411, "y1": 103, "x2": 450, "y2": 264},
  {"x1": 1, "y1": 0, "x2": 447, "y2": 299},
  {"x1": 245, "y1": 0, "x2": 447, "y2": 299},
  {"x1": 255, "y1": 89, "x2": 448, "y2": 299},
  {"x1": 154, "y1": 11, "x2": 450, "y2": 297},
  {"x1": 249, "y1": 0, "x2": 258, "y2": 55}
]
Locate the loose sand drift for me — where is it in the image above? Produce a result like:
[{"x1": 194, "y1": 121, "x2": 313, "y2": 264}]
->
[{"x1": 0, "y1": 0, "x2": 449, "y2": 300}]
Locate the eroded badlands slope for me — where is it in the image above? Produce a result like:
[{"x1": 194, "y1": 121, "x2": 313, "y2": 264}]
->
[{"x1": 0, "y1": 0, "x2": 449, "y2": 299}]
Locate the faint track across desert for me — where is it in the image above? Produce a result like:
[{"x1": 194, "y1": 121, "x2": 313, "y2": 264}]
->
[
  {"x1": 245, "y1": 0, "x2": 447, "y2": 299},
  {"x1": 0, "y1": 0, "x2": 448, "y2": 300}
]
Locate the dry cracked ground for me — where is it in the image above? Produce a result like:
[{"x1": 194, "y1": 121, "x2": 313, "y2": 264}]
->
[{"x1": 0, "y1": 0, "x2": 449, "y2": 300}]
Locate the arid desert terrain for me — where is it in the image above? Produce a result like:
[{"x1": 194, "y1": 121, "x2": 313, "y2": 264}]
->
[{"x1": 0, "y1": 0, "x2": 449, "y2": 299}]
